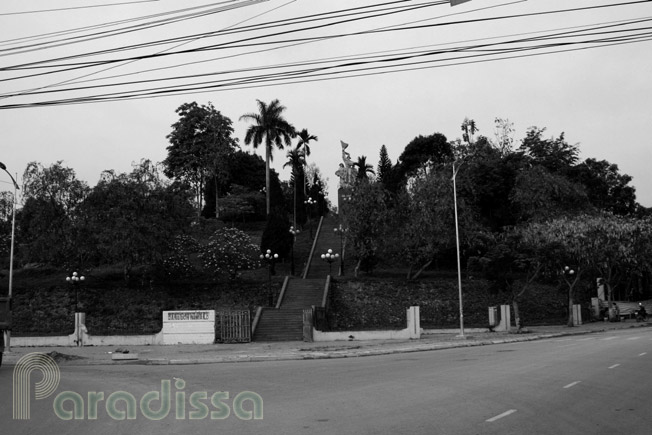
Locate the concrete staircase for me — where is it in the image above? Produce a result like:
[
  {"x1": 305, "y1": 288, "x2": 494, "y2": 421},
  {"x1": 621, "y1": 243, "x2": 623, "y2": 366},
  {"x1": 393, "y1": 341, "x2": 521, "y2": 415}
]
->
[
  {"x1": 252, "y1": 278, "x2": 325, "y2": 341},
  {"x1": 252, "y1": 215, "x2": 344, "y2": 342},
  {"x1": 304, "y1": 215, "x2": 344, "y2": 279},
  {"x1": 252, "y1": 308, "x2": 305, "y2": 341}
]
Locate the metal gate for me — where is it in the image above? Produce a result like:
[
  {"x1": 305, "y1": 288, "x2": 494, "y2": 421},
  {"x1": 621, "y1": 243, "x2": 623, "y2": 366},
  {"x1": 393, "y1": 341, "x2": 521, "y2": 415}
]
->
[{"x1": 218, "y1": 310, "x2": 251, "y2": 343}]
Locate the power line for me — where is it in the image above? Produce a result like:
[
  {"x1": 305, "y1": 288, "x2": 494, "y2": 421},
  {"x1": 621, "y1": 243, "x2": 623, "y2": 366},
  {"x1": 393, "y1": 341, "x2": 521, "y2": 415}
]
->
[
  {"x1": 1, "y1": 0, "x2": 650, "y2": 109},
  {"x1": 0, "y1": 0, "x2": 162, "y2": 16}
]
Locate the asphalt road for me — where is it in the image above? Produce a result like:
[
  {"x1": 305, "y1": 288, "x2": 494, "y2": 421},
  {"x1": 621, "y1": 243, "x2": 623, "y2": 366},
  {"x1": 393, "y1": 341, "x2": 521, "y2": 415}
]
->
[{"x1": 2, "y1": 328, "x2": 651, "y2": 434}]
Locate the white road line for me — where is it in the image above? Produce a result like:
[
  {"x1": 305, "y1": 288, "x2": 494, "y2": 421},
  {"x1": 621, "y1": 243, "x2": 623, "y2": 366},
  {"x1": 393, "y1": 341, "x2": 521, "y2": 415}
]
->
[
  {"x1": 608, "y1": 364, "x2": 620, "y2": 369},
  {"x1": 639, "y1": 352, "x2": 647, "y2": 357},
  {"x1": 603, "y1": 337, "x2": 617, "y2": 340},
  {"x1": 577, "y1": 337, "x2": 594, "y2": 341},
  {"x1": 555, "y1": 338, "x2": 573, "y2": 342},
  {"x1": 626, "y1": 337, "x2": 641, "y2": 340},
  {"x1": 486, "y1": 409, "x2": 517, "y2": 422},
  {"x1": 563, "y1": 381, "x2": 581, "y2": 389}
]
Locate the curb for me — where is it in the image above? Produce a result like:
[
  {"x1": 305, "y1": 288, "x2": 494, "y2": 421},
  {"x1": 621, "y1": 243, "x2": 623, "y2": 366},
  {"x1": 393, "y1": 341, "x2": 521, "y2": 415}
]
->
[{"x1": 3, "y1": 323, "x2": 649, "y2": 367}]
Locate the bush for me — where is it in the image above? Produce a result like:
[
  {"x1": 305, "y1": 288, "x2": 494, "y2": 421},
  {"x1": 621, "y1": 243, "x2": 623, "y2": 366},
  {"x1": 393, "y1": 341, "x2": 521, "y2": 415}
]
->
[
  {"x1": 199, "y1": 227, "x2": 260, "y2": 279},
  {"x1": 260, "y1": 214, "x2": 292, "y2": 259}
]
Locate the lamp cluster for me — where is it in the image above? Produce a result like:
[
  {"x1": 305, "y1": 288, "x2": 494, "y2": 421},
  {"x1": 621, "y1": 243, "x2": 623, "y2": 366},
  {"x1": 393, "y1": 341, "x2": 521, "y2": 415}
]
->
[
  {"x1": 321, "y1": 249, "x2": 339, "y2": 262},
  {"x1": 66, "y1": 271, "x2": 85, "y2": 283},
  {"x1": 260, "y1": 249, "x2": 278, "y2": 261}
]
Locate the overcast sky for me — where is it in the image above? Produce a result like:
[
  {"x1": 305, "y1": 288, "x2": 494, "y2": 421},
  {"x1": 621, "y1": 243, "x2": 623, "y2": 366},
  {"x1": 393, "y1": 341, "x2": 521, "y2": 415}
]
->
[{"x1": 1, "y1": 0, "x2": 651, "y2": 209}]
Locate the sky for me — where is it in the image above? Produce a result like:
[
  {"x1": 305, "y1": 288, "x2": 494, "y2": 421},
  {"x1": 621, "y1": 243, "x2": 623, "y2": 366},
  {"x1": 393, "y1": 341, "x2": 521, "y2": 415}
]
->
[{"x1": 1, "y1": 0, "x2": 651, "y2": 209}]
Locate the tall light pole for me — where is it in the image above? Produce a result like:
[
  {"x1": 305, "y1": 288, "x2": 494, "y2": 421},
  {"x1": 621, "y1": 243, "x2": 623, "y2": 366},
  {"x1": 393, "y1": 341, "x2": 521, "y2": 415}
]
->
[
  {"x1": 289, "y1": 226, "x2": 300, "y2": 276},
  {"x1": 66, "y1": 272, "x2": 85, "y2": 313},
  {"x1": 320, "y1": 249, "x2": 339, "y2": 276},
  {"x1": 260, "y1": 249, "x2": 278, "y2": 306},
  {"x1": 452, "y1": 160, "x2": 465, "y2": 339},
  {"x1": 0, "y1": 161, "x2": 19, "y2": 351},
  {"x1": 334, "y1": 225, "x2": 347, "y2": 276}
]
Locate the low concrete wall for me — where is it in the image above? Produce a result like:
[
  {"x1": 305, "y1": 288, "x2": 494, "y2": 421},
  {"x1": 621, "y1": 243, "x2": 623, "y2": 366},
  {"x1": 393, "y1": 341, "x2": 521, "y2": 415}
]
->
[
  {"x1": 313, "y1": 306, "x2": 421, "y2": 342},
  {"x1": 11, "y1": 310, "x2": 215, "y2": 347}
]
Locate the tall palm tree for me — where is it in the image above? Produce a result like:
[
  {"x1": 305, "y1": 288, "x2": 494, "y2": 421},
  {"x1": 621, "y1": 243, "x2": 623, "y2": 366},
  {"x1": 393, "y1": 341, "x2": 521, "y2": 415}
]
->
[
  {"x1": 296, "y1": 128, "x2": 318, "y2": 197},
  {"x1": 284, "y1": 147, "x2": 306, "y2": 227},
  {"x1": 240, "y1": 99, "x2": 296, "y2": 215},
  {"x1": 296, "y1": 129, "x2": 318, "y2": 156},
  {"x1": 355, "y1": 155, "x2": 375, "y2": 181}
]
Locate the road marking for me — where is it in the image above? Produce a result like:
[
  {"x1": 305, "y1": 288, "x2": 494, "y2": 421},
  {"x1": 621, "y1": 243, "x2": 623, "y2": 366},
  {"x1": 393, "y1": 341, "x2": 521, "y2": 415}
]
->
[
  {"x1": 603, "y1": 337, "x2": 617, "y2": 340},
  {"x1": 608, "y1": 364, "x2": 620, "y2": 369},
  {"x1": 639, "y1": 352, "x2": 647, "y2": 357},
  {"x1": 486, "y1": 409, "x2": 517, "y2": 422},
  {"x1": 563, "y1": 381, "x2": 581, "y2": 389},
  {"x1": 626, "y1": 337, "x2": 641, "y2": 340},
  {"x1": 577, "y1": 337, "x2": 594, "y2": 341},
  {"x1": 555, "y1": 338, "x2": 573, "y2": 342}
]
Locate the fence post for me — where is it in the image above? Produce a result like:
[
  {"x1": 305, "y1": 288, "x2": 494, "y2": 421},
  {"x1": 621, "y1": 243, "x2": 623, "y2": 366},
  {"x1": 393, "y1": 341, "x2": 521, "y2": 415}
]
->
[{"x1": 303, "y1": 308, "x2": 314, "y2": 342}]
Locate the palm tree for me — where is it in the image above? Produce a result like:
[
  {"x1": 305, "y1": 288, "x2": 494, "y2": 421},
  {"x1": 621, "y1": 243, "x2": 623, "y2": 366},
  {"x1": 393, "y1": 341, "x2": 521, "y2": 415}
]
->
[
  {"x1": 355, "y1": 155, "x2": 375, "y2": 181},
  {"x1": 296, "y1": 129, "x2": 318, "y2": 156},
  {"x1": 240, "y1": 99, "x2": 296, "y2": 215},
  {"x1": 296, "y1": 128, "x2": 318, "y2": 197},
  {"x1": 284, "y1": 147, "x2": 306, "y2": 227}
]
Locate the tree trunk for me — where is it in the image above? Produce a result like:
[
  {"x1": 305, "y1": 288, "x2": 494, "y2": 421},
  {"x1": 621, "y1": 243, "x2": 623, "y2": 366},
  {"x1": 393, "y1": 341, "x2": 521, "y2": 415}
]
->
[
  {"x1": 567, "y1": 291, "x2": 574, "y2": 327},
  {"x1": 354, "y1": 258, "x2": 362, "y2": 278},
  {"x1": 411, "y1": 259, "x2": 433, "y2": 280},
  {"x1": 215, "y1": 178, "x2": 220, "y2": 218},
  {"x1": 512, "y1": 298, "x2": 521, "y2": 330},
  {"x1": 293, "y1": 176, "x2": 297, "y2": 228},
  {"x1": 265, "y1": 143, "x2": 271, "y2": 216}
]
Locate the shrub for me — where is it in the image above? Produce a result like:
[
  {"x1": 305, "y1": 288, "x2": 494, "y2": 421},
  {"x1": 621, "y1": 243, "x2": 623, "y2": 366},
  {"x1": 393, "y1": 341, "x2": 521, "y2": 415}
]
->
[{"x1": 199, "y1": 227, "x2": 260, "y2": 279}]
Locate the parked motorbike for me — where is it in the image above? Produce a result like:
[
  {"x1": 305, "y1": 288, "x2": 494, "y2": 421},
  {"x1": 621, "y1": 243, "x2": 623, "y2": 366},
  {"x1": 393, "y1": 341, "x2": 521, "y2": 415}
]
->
[{"x1": 635, "y1": 305, "x2": 648, "y2": 322}]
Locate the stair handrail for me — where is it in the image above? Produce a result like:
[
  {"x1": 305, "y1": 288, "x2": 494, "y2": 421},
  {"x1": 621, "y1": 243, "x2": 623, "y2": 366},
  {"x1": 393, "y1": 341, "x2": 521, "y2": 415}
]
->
[
  {"x1": 251, "y1": 306, "x2": 263, "y2": 336},
  {"x1": 302, "y1": 215, "x2": 325, "y2": 279},
  {"x1": 321, "y1": 274, "x2": 332, "y2": 309},
  {"x1": 275, "y1": 276, "x2": 290, "y2": 309}
]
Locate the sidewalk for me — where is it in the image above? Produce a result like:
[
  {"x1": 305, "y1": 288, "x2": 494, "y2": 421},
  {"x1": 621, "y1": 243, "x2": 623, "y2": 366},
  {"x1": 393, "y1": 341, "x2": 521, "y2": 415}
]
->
[{"x1": 3, "y1": 320, "x2": 650, "y2": 367}]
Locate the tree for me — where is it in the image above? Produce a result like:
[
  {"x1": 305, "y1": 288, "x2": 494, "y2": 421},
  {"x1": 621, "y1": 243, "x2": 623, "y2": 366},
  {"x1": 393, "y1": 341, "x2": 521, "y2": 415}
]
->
[
  {"x1": 580, "y1": 214, "x2": 652, "y2": 318},
  {"x1": 570, "y1": 158, "x2": 638, "y2": 215},
  {"x1": 260, "y1": 214, "x2": 293, "y2": 265},
  {"x1": 461, "y1": 117, "x2": 478, "y2": 145},
  {"x1": 343, "y1": 181, "x2": 391, "y2": 275},
  {"x1": 354, "y1": 155, "x2": 375, "y2": 181},
  {"x1": 19, "y1": 161, "x2": 89, "y2": 266},
  {"x1": 377, "y1": 145, "x2": 393, "y2": 185},
  {"x1": 510, "y1": 165, "x2": 590, "y2": 223},
  {"x1": 520, "y1": 218, "x2": 592, "y2": 326},
  {"x1": 469, "y1": 228, "x2": 553, "y2": 330},
  {"x1": 77, "y1": 160, "x2": 194, "y2": 281},
  {"x1": 394, "y1": 167, "x2": 475, "y2": 280},
  {"x1": 240, "y1": 99, "x2": 296, "y2": 216},
  {"x1": 296, "y1": 128, "x2": 318, "y2": 157},
  {"x1": 284, "y1": 147, "x2": 306, "y2": 227},
  {"x1": 164, "y1": 101, "x2": 239, "y2": 220},
  {"x1": 395, "y1": 133, "x2": 452, "y2": 183},
  {"x1": 22, "y1": 161, "x2": 89, "y2": 214},
  {"x1": 519, "y1": 127, "x2": 579, "y2": 174}
]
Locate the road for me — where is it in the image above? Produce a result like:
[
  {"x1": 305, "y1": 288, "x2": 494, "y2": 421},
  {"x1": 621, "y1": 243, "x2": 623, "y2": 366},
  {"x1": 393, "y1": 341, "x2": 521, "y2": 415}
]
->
[{"x1": 1, "y1": 328, "x2": 651, "y2": 434}]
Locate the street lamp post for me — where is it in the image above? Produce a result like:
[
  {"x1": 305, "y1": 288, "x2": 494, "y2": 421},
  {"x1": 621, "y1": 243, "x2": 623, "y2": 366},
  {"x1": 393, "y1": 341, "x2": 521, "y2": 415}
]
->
[
  {"x1": 452, "y1": 161, "x2": 465, "y2": 339},
  {"x1": 289, "y1": 226, "x2": 300, "y2": 276},
  {"x1": 260, "y1": 249, "x2": 278, "y2": 306},
  {"x1": 0, "y1": 162, "x2": 18, "y2": 299},
  {"x1": 333, "y1": 225, "x2": 348, "y2": 276},
  {"x1": 66, "y1": 271, "x2": 85, "y2": 312},
  {"x1": 320, "y1": 249, "x2": 339, "y2": 276},
  {"x1": 1, "y1": 161, "x2": 19, "y2": 351},
  {"x1": 304, "y1": 197, "x2": 316, "y2": 239}
]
